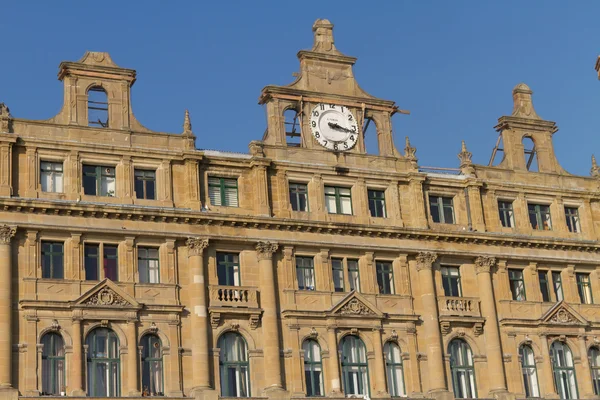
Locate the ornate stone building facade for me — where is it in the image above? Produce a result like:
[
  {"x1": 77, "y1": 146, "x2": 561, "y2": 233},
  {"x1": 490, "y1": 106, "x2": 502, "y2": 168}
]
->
[{"x1": 1, "y1": 18, "x2": 600, "y2": 400}]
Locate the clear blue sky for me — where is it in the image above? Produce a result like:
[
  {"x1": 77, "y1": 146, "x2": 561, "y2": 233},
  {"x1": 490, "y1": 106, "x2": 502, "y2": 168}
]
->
[{"x1": 2, "y1": 1, "x2": 599, "y2": 176}]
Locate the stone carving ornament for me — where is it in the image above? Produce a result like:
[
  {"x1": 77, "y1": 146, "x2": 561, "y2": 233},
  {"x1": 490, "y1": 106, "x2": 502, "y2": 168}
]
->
[
  {"x1": 474, "y1": 256, "x2": 496, "y2": 274},
  {"x1": 339, "y1": 298, "x2": 375, "y2": 316},
  {"x1": 85, "y1": 288, "x2": 129, "y2": 307},
  {"x1": 416, "y1": 252, "x2": 437, "y2": 271},
  {"x1": 0, "y1": 225, "x2": 16, "y2": 244},
  {"x1": 256, "y1": 241, "x2": 278, "y2": 260},
  {"x1": 186, "y1": 237, "x2": 208, "y2": 257},
  {"x1": 550, "y1": 309, "x2": 576, "y2": 325}
]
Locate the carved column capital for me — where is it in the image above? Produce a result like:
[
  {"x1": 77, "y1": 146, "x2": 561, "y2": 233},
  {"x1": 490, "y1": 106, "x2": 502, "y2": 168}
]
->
[
  {"x1": 0, "y1": 225, "x2": 16, "y2": 245},
  {"x1": 256, "y1": 241, "x2": 278, "y2": 261},
  {"x1": 186, "y1": 237, "x2": 209, "y2": 257},
  {"x1": 475, "y1": 256, "x2": 496, "y2": 274},
  {"x1": 416, "y1": 252, "x2": 437, "y2": 271}
]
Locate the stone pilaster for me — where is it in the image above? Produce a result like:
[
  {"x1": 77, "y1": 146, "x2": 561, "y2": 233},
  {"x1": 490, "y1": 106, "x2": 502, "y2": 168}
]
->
[
  {"x1": 326, "y1": 325, "x2": 341, "y2": 395},
  {"x1": 187, "y1": 237, "x2": 211, "y2": 393},
  {"x1": 577, "y1": 336, "x2": 595, "y2": 398},
  {"x1": 127, "y1": 321, "x2": 140, "y2": 396},
  {"x1": 0, "y1": 225, "x2": 15, "y2": 390},
  {"x1": 69, "y1": 316, "x2": 85, "y2": 396},
  {"x1": 539, "y1": 333, "x2": 559, "y2": 398},
  {"x1": 372, "y1": 328, "x2": 388, "y2": 396}
]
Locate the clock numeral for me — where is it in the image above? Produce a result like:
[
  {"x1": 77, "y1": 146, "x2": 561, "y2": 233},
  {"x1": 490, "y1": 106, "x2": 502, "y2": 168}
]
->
[
  {"x1": 313, "y1": 111, "x2": 319, "y2": 117},
  {"x1": 315, "y1": 132, "x2": 320, "y2": 138},
  {"x1": 348, "y1": 114, "x2": 353, "y2": 121},
  {"x1": 351, "y1": 125, "x2": 357, "y2": 132},
  {"x1": 349, "y1": 135, "x2": 355, "y2": 141},
  {"x1": 333, "y1": 143, "x2": 339, "y2": 151},
  {"x1": 340, "y1": 106, "x2": 344, "y2": 113},
  {"x1": 323, "y1": 140, "x2": 328, "y2": 146},
  {"x1": 343, "y1": 142, "x2": 348, "y2": 149},
  {"x1": 320, "y1": 104, "x2": 325, "y2": 111},
  {"x1": 330, "y1": 104, "x2": 336, "y2": 109},
  {"x1": 311, "y1": 121, "x2": 316, "y2": 128}
]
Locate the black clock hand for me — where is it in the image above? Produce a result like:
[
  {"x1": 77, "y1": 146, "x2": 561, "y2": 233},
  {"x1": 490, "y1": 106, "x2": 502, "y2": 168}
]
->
[{"x1": 328, "y1": 122, "x2": 353, "y2": 133}]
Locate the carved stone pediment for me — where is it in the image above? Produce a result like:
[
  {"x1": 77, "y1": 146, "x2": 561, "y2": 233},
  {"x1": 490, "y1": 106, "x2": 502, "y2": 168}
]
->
[
  {"x1": 74, "y1": 279, "x2": 140, "y2": 309},
  {"x1": 541, "y1": 301, "x2": 588, "y2": 326},
  {"x1": 329, "y1": 292, "x2": 382, "y2": 317}
]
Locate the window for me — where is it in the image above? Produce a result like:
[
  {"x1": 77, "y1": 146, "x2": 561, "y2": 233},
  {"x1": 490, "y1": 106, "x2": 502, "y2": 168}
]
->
[
  {"x1": 332, "y1": 258, "x2": 344, "y2": 292},
  {"x1": 41, "y1": 333, "x2": 65, "y2": 395},
  {"x1": 340, "y1": 335, "x2": 369, "y2": 397},
  {"x1": 208, "y1": 177, "x2": 238, "y2": 207},
  {"x1": 41, "y1": 242, "x2": 64, "y2": 279},
  {"x1": 217, "y1": 253, "x2": 240, "y2": 286},
  {"x1": 218, "y1": 332, "x2": 249, "y2": 397},
  {"x1": 368, "y1": 189, "x2": 386, "y2": 218},
  {"x1": 589, "y1": 347, "x2": 600, "y2": 395},
  {"x1": 135, "y1": 170, "x2": 156, "y2": 200},
  {"x1": 284, "y1": 108, "x2": 301, "y2": 147},
  {"x1": 528, "y1": 203, "x2": 552, "y2": 230},
  {"x1": 289, "y1": 182, "x2": 308, "y2": 212},
  {"x1": 138, "y1": 247, "x2": 159, "y2": 284},
  {"x1": 539, "y1": 271, "x2": 551, "y2": 302},
  {"x1": 449, "y1": 339, "x2": 476, "y2": 399},
  {"x1": 550, "y1": 341, "x2": 578, "y2": 400},
  {"x1": 85, "y1": 244, "x2": 100, "y2": 281},
  {"x1": 384, "y1": 342, "x2": 406, "y2": 397},
  {"x1": 441, "y1": 266, "x2": 462, "y2": 297},
  {"x1": 88, "y1": 87, "x2": 109, "y2": 128},
  {"x1": 552, "y1": 271, "x2": 564, "y2": 302},
  {"x1": 84, "y1": 244, "x2": 118, "y2": 281},
  {"x1": 303, "y1": 340, "x2": 324, "y2": 397},
  {"x1": 83, "y1": 165, "x2": 116, "y2": 197},
  {"x1": 348, "y1": 259, "x2": 360, "y2": 292},
  {"x1": 509, "y1": 269, "x2": 526, "y2": 301},
  {"x1": 519, "y1": 345, "x2": 540, "y2": 398},
  {"x1": 40, "y1": 161, "x2": 64, "y2": 193},
  {"x1": 376, "y1": 261, "x2": 394, "y2": 295},
  {"x1": 141, "y1": 334, "x2": 163, "y2": 396},
  {"x1": 565, "y1": 207, "x2": 581, "y2": 233},
  {"x1": 86, "y1": 328, "x2": 119, "y2": 397},
  {"x1": 104, "y1": 245, "x2": 118, "y2": 281},
  {"x1": 498, "y1": 200, "x2": 514, "y2": 228},
  {"x1": 325, "y1": 186, "x2": 352, "y2": 215},
  {"x1": 577, "y1": 273, "x2": 593, "y2": 304},
  {"x1": 429, "y1": 195, "x2": 455, "y2": 224},
  {"x1": 296, "y1": 256, "x2": 315, "y2": 291}
]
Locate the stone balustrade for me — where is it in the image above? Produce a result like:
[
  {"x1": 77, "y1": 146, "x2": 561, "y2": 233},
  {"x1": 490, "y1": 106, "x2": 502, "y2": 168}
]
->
[
  {"x1": 209, "y1": 285, "x2": 259, "y2": 308},
  {"x1": 438, "y1": 296, "x2": 481, "y2": 317}
]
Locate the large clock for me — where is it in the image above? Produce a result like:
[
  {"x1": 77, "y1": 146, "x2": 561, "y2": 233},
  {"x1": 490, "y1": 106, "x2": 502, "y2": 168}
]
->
[{"x1": 309, "y1": 103, "x2": 358, "y2": 151}]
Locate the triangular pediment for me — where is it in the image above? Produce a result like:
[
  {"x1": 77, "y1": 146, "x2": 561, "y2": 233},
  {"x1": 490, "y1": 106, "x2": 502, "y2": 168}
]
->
[
  {"x1": 74, "y1": 279, "x2": 140, "y2": 309},
  {"x1": 540, "y1": 301, "x2": 588, "y2": 326},
  {"x1": 329, "y1": 291, "x2": 383, "y2": 317}
]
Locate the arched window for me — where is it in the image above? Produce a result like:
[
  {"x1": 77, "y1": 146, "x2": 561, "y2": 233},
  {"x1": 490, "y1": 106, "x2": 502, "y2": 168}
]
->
[
  {"x1": 519, "y1": 345, "x2": 540, "y2": 398},
  {"x1": 88, "y1": 87, "x2": 109, "y2": 128},
  {"x1": 449, "y1": 339, "x2": 476, "y2": 399},
  {"x1": 384, "y1": 342, "x2": 406, "y2": 397},
  {"x1": 86, "y1": 328, "x2": 120, "y2": 397},
  {"x1": 303, "y1": 339, "x2": 324, "y2": 397},
  {"x1": 362, "y1": 117, "x2": 378, "y2": 155},
  {"x1": 340, "y1": 335, "x2": 369, "y2": 396},
  {"x1": 141, "y1": 334, "x2": 164, "y2": 396},
  {"x1": 284, "y1": 108, "x2": 301, "y2": 147},
  {"x1": 218, "y1": 332, "x2": 250, "y2": 397},
  {"x1": 589, "y1": 346, "x2": 600, "y2": 395},
  {"x1": 550, "y1": 341, "x2": 578, "y2": 399},
  {"x1": 522, "y1": 137, "x2": 538, "y2": 172},
  {"x1": 41, "y1": 333, "x2": 65, "y2": 395}
]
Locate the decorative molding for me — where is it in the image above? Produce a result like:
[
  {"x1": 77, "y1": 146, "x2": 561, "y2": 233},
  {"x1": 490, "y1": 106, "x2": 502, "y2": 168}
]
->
[
  {"x1": 416, "y1": 252, "x2": 437, "y2": 271},
  {"x1": 473, "y1": 322, "x2": 484, "y2": 337},
  {"x1": 309, "y1": 327, "x2": 318, "y2": 338},
  {"x1": 404, "y1": 136, "x2": 417, "y2": 161},
  {"x1": 256, "y1": 241, "x2": 279, "y2": 260},
  {"x1": 550, "y1": 310, "x2": 577, "y2": 325},
  {"x1": 210, "y1": 313, "x2": 221, "y2": 329},
  {"x1": 474, "y1": 256, "x2": 496, "y2": 274},
  {"x1": 338, "y1": 298, "x2": 376, "y2": 316},
  {"x1": 186, "y1": 237, "x2": 208, "y2": 257},
  {"x1": 249, "y1": 314, "x2": 260, "y2": 330},
  {"x1": 84, "y1": 288, "x2": 130, "y2": 307},
  {"x1": 440, "y1": 321, "x2": 451, "y2": 336},
  {"x1": 0, "y1": 225, "x2": 16, "y2": 244},
  {"x1": 148, "y1": 322, "x2": 158, "y2": 334}
]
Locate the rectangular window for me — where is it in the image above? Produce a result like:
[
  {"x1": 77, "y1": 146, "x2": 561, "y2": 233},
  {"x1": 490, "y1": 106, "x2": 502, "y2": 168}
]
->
[
  {"x1": 528, "y1": 203, "x2": 552, "y2": 231},
  {"x1": 539, "y1": 271, "x2": 551, "y2": 302},
  {"x1": 332, "y1": 258, "x2": 344, "y2": 292},
  {"x1": 208, "y1": 176, "x2": 238, "y2": 207},
  {"x1": 577, "y1": 273, "x2": 593, "y2": 304},
  {"x1": 104, "y1": 245, "x2": 118, "y2": 281},
  {"x1": 441, "y1": 266, "x2": 462, "y2": 297},
  {"x1": 138, "y1": 247, "x2": 159, "y2": 284},
  {"x1": 368, "y1": 189, "x2": 387, "y2": 218},
  {"x1": 376, "y1": 261, "x2": 394, "y2": 295},
  {"x1": 85, "y1": 244, "x2": 118, "y2": 281},
  {"x1": 509, "y1": 269, "x2": 526, "y2": 301},
  {"x1": 348, "y1": 259, "x2": 360, "y2": 292},
  {"x1": 41, "y1": 242, "x2": 64, "y2": 279},
  {"x1": 134, "y1": 169, "x2": 156, "y2": 200},
  {"x1": 498, "y1": 200, "x2": 515, "y2": 228},
  {"x1": 40, "y1": 161, "x2": 64, "y2": 193},
  {"x1": 324, "y1": 186, "x2": 352, "y2": 215},
  {"x1": 217, "y1": 252, "x2": 240, "y2": 286},
  {"x1": 83, "y1": 165, "x2": 116, "y2": 197},
  {"x1": 289, "y1": 182, "x2": 309, "y2": 212},
  {"x1": 552, "y1": 271, "x2": 564, "y2": 302},
  {"x1": 565, "y1": 207, "x2": 581, "y2": 233},
  {"x1": 429, "y1": 195, "x2": 455, "y2": 224},
  {"x1": 84, "y1": 244, "x2": 100, "y2": 280},
  {"x1": 296, "y1": 256, "x2": 315, "y2": 290}
]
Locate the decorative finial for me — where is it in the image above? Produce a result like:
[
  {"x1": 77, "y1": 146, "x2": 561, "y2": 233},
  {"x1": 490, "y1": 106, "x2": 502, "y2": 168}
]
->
[
  {"x1": 312, "y1": 19, "x2": 340, "y2": 55},
  {"x1": 183, "y1": 109, "x2": 192, "y2": 135},
  {"x1": 511, "y1": 83, "x2": 540, "y2": 119},
  {"x1": 458, "y1": 140, "x2": 473, "y2": 168},
  {"x1": 0, "y1": 103, "x2": 11, "y2": 133},
  {"x1": 404, "y1": 136, "x2": 417, "y2": 161},
  {"x1": 591, "y1": 155, "x2": 600, "y2": 177}
]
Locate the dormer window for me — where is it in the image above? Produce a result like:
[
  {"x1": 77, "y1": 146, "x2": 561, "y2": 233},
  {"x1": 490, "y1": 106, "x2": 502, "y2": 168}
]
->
[{"x1": 88, "y1": 87, "x2": 109, "y2": 128}]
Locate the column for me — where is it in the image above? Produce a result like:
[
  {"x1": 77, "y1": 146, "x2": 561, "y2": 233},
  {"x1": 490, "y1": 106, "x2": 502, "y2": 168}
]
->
[
  {"x1": 474, "y1": 256, "x2": 509, "y2": 397},
  {"x1": 327, "y1": 325, "x2": 341, "y2": 395},
  {"x1": 577, "y1": 336, "x2": 595, "y2": 398},
  {"x1": 127, "y1": 321, "x2": 140, "y2": 396},
  {"x1": 539, "y1": 334, "x2": 558, "y2": 398},
  {"x1": 187, "y1": 237, "x2": 211, "y2": 392},
  {"x1": 256, "y1": 241, "x2": 284, "y2": 392},
  {"x1": 415, "y1": 252, "x2": 449, "y2": 397},
  {"x1": 372, "y1": 328, "x2": 387, "y2": 396},
  {"x1": 69, "y1": 317, "x2": 85, "y2": 395},
  {"x1": 0, "y1": 225, "x2": 16, "y2": 389}
]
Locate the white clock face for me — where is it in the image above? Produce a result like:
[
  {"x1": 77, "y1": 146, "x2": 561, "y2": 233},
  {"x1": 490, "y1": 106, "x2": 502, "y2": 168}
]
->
[{"x1": 310, "y1": 103, "x2": 358, "y2": 151}]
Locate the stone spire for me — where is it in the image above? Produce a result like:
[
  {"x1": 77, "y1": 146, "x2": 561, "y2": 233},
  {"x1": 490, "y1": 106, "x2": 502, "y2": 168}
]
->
[
  {"x1": 183, "y1": 109, "x2": 193, "y2": 135},
  {"x1": 511, "y1": 83, "x2": 540, "y2": 119},
  {"x1": 404, "y1": 136, "x2": 418, "y2": 170},
  {"x1": 311, "y1": 19, "x2": 341, "y2": 55},
  {"x1": 592, "y1": 155, "x2": 600, "y2": 177}
]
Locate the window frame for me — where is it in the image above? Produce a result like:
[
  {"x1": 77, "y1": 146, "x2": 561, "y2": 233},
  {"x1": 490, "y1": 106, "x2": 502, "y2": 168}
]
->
[
  {"x1": 528, "y1": 203, "x2": 552, "y2": 231},
  {"x1": 576, "y1": 272, "x2": 593, "y2": 304},
  {"x1": 384, "y1": 341, "x2": 406, "y2": 397},
  {"x1": 138, "y1": 247, "x2": 160, "y2": 284},
  {"x1": 348, "y1": 259, "x2": 360, "y2": 293},
  {"x1": 134, "y1": 169, "x2": 157, "y2": 200},
  {"x1": 538, "y1": 270, "x2": 551, "y2": 302},
  {"x1": 552, "y1": 271, "x2": 564, "y2": 302},
  {"x1": 303, "y1": 339, "x2": 324, "y2": 397},
  {"x1": 217, "y1": 252, "x2": 241, "y2": 287},
  {"x1": 41, "y1": 241, "x2": 64, "y2": 279},
  {"x1": 441, "y1": 266, "x2": 462, "y2": 297},
  {"x1": 498, "y1": 200, "x2": 515, "y2": 228},
  {"x1": 140, "y1": 334, "x2": 164, "y2": 396},
  {"x1": 550, "y1": 341, "x2": 579, "y2": 400},
  {"x1": 289, "y1": 182, "x2": 309, "y2": 212},
  {"x1": 331, "y1": 258, "x2": 344, "y2": 292},
  {"x1": 508, "y1": 269, "x2": 527, "y2": 301},
  {"x1": 86, "y1": 328, "x2": 120, "y2": 397},
  {"x1": 429, "y1": 194, "x2": 455, "y2": 224},
  {"x1": 449, "y1": 339, "x2": 477, "y2": 399},
  {"x1": 87, "y1": 86, "x2": 109, "y2": 128},
  {"x1": 376, "y1": 261, "x2": 395, "y2": 295},
  {"x1": 82, "y1": 165, "x2": 116, "y2": 197},
  {"x1": 324, "y1": 185, "x2": 353, "y2": 215},
  {"x1": 208, "y1": 176, "x2": 239, "y2": 207},
  {"x1": 41, "y1": 332, "x2": 65, "y2": 395},
  {"x1": 296, "y1": 256, "x2": 316, "y2": 291},
  {"x1": 589, "y1": 346, "x2": 600, "y2": 396},
  {"x1": 218, "y1": 332, "x2": 250, "y2": 397},
  {"x1": 40, "y1": 161, "x2": 64, "y2": 193},
  {"x1": 519, "y1": 344, "x2": 540, "y2": 398},
  {"x1": 565, "y1": 206, "x2": 581, "y2": 233},
  {"x1": 367, "y1": 189, "x2": 387, "y2": 218},
  {"x1": 340, "y1": 335, "x2": 370, "y2": 397}
]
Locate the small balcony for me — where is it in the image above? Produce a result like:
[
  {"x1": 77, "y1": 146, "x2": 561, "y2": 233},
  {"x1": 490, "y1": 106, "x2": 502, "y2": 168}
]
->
[
  {"x1": 438, "y1": 296, "x2": 481, "y2": 317},
  {"x1": 209, "y1": 285, "x2": 259, "y2": 309}
]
